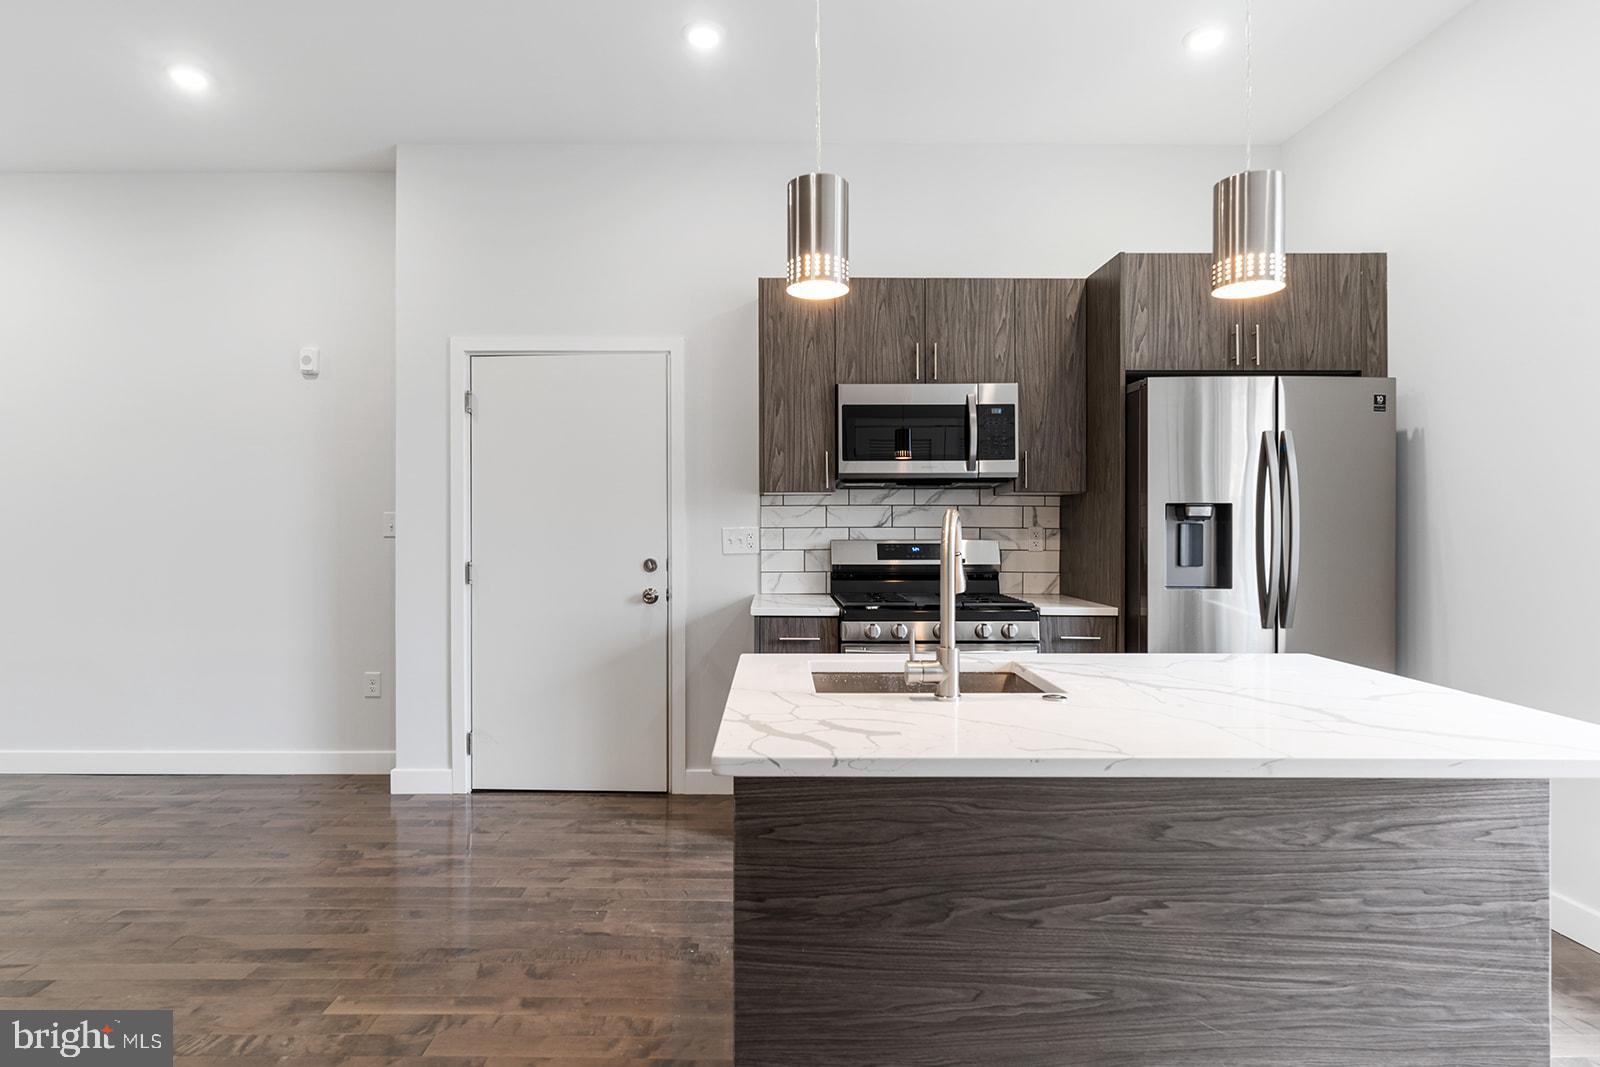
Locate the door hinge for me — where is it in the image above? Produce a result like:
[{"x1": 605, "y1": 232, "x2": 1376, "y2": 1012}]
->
[
  {"x1": 465, "y1": 561, "x2": 473, "y2": 584},
  {"x1": 464, "y1": 391, "x2": 475, "y2": 415},
  {"x1": 465, "y1": 731, "x2": 473, "y2": 756}
]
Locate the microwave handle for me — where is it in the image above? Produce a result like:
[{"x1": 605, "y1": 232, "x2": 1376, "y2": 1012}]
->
[{"x1": 966, "y1": 391, "x2": 979, "y2": 472}]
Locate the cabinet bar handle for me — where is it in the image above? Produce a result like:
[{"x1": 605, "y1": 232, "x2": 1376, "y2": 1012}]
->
[
  {"x1": 1253, "y1": 323, "x2": 1262, "y2": 366},
  {"x1": 914, "y1": 342, "x2": 922, "y2": 381},
  {"x1": 1023, "y1": 450, "x2": 1030, "y2": 489},
  {"x1": 777, "y1": 636, "x2": 822, "y2": 642},
  {"x1": 1056, "y1": 635, "x2": 1104, "y2": 642},
  {"x1": 823, "y1": 449, "x2": 831, "y2": 492},
  {"x1": 932, "y1": 341, "x2": 940, "y2": 380},
  {"x1": 1233, "y1": 323, "x2": 1242, "y2": 366}
]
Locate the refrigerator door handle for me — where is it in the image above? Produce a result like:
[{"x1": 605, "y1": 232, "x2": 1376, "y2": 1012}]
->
[
  {"x1": 1255, "y1": 430, "x2": 1281, "y2": 630},
  {"x1": 1279, "y1": 429, "x2": 1303, "y2": 628}
]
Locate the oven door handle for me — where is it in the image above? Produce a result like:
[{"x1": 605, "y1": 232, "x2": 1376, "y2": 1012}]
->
[{"x1": 966, "y1": 391, "x2": 979, "y2": 472}]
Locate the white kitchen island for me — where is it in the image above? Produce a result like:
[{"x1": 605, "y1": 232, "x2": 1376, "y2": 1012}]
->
[{"x1": 714, "y1": 653, "x2": 1600, "y2": 1066}]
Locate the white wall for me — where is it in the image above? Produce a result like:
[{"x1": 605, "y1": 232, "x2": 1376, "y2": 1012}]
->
[
  {"x1": 1282, "y1": 0, "x2": 1600, "y2": 946},
  {"x1": 394, "y1": 142, "x2": 1271, "y2": 788},
  {"x1": 0, "y1": 173, "x2": 397, "y2": 772}
]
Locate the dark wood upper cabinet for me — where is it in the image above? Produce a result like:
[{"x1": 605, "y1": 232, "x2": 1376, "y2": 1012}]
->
[
  {"x1": 758, "y1": 277, "x2": 836, "y2": 494},
  {"x1": 1250, "y1": 254, "x2": 1372, "y2": 373},
  {"x1": 1122, "y1": 253, "x2": 1236, "y2": 372},
  {"x1": 760, "y1": 275, "x2": 1092, "y2": 498},
  {"x1": 1357, "y1": 254, "x2": 1389, "y2": 378},
  {"x1": 835, "y1": 278, "x2": 925, "y2": 383},
  {"x1": 923, "y1": 279, "x2": 1015, "y2": 383},
  {"x1": 1119, "y1": 252, "x2": 1388, "y2": 375},
  {"x1": 1014, "y1": 278, "x2": 1086, "y2": 494}
]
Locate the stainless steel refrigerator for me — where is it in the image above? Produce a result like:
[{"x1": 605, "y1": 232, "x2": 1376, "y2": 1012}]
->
[{"x1": 1125, "y1": 376, "x2": 1395, "y2": 671}]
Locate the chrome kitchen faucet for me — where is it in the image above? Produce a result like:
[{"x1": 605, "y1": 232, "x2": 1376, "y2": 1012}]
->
[{"x1": 904, "y1": 507, "x2": 964, "y2": 700}]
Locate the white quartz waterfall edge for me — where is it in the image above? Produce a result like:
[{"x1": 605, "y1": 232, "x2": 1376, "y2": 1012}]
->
[{"x1": 712, "y1": 652, "x2": 1600, "y2": 778}]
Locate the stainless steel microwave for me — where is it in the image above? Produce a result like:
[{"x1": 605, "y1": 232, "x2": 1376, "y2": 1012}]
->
[{"x1": 836, "y1": 383, "x2": 1020, "y2": 482}]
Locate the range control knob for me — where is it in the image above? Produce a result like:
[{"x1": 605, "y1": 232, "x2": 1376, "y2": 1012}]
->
[
  {"x1": 1001, "y1": 622, "x2": 1020, "y2": 639},
  {"x1": 865, "y1": 623, "x2": 882, "y2": 639},
  {"x1": 891, "y1": 623, "x2": 910, "y2": 640},
  {"x1": 974, "y1": 622, "x2": 993, "y2": 639},
  {"x1": 932, "y1": 622, "x2": 941, "y2": 639}
]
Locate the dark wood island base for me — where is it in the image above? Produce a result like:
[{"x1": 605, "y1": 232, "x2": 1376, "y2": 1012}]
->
[{"x1": 733, "y1": 777, "x2": 1549, "y2": 1066}]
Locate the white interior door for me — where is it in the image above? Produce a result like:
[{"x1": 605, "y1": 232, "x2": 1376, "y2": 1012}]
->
[{"x1": 470, "y1": 351, "x2": 669, "y2": 791}]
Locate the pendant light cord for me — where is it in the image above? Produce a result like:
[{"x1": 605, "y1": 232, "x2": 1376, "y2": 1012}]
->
[
  {"x1": 814, "y1": 0, "x2": 824, "y2": 173},
  {"x1": 1243, "y1": 0, "x2": 1254, "y2": 171}
]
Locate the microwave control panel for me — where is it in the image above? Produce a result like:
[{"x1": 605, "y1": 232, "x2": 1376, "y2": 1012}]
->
[{"x1": 977, "y1": 404, "x2": 1017, "y2": 460}]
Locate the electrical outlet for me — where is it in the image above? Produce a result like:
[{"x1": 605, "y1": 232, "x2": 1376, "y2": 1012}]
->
[
  {"x1": 1025, "y1": 527, "x2": 1045, "y2": 552},
  {"x1": 722, "y1": 526, "x2": 759, "y2": 555},
  {"x1": 363, "y1": 672, "x2": 382, "y2": 699},
  {"x1": 383, "y1": 511, "x2": 396, "y2": 539}
]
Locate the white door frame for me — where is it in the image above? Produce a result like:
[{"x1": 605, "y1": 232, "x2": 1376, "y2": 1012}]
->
[{"x1": 448, "y1": 336, "x2": 691, "y2": 794}]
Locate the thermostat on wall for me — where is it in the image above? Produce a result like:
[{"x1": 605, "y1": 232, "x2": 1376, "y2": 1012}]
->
[{"x1": 299, "y1": 346, "x2": 321, "y2": 379}]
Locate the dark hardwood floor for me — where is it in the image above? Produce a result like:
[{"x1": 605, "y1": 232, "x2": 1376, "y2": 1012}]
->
[
  {"x1": 0, "y1": 776, "x2": 732, "y2": 1065},
  {"x1": 0, "y1": 775, "x2": 1597, "y2": 1065}
]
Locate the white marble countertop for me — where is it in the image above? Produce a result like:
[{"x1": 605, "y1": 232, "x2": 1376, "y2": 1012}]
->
[
  {"x1": 1028, "y1": 595, "x2": 1118, "y2": 617},
  {"x1": 748, "y1": 594, "x2": 1116, "y2": 617},
  {"x1": 712, "y1": 652, "x2": 1600, "y2": 778},
  {"x1": 750, "y1": 594, "x2": 839, "y2": 617}
]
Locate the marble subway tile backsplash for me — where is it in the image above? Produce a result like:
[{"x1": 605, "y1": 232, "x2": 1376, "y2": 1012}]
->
[{"x1": 759, "y1": 488, "x2": 1062, "y2": 595}]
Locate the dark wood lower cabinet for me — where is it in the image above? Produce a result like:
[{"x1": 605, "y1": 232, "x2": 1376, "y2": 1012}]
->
[
  {"x1": 734, "y1": 777, "x2": 1549, "y2": 1066},
  {"x1": 754, "y1": 615, "x2": 839, "y2": 654},
  {"x1": 1040, "y1": 613, "x2": 1118, "y2": 652}
]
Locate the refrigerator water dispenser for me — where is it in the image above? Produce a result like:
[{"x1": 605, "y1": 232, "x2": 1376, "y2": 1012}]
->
[{"x1": 1164, "y1": 504, "x2": 1231, "y2": 589}]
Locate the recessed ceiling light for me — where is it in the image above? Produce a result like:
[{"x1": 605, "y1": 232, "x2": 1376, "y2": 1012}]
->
[
  {"x1": 166, "y1": 64, "x2": 213, "y2": 94},
  {"x1": 684, "y1": 22, "x2": 724, "y2": 51},
  {"x1": 1183, "y1": 26, "x2": 1226, "y2": 54}
]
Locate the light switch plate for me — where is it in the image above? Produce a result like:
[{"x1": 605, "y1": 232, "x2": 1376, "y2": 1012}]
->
[
  {"x1": 722, "y1": 526, "x2": 759, "y2": 555},
  {"x1": 383, "y1": 511, "x2": 396, "y2": 539}
]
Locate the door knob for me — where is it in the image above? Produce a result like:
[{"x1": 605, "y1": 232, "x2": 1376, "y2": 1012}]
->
[
  {"x1": 643, "y1": 558, "x2": 658, "y2": 572},
  {"x1": 642, "y1": 588, "x2": 661, "y2": 604}
]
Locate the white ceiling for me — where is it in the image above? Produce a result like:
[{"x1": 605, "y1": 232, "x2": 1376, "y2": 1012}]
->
[{"x1": 0, "y1": 0, "x2": 1475, "y2": 171}]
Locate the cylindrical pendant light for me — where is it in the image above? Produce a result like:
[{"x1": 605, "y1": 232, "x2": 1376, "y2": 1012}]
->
[
  {"x1": 1211, "y1": 0, "x2": 1286, "y2": 300},
  {"x1": 786, "y1": 0, "x2": 849, "y2": 300},
  {"x1": 1212, "y1": 169, "x2": 1285, "y2": 298},
  {"x1": 787, "y1": 172, "x2": 849, "y2": 299}
]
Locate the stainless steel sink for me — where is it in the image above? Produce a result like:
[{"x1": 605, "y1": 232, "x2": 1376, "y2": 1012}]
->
[{"x1": 811, "y1": 671, "x2": 1044, "y2": 694}]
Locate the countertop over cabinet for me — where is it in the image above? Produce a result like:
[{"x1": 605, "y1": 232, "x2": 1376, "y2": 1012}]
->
[
  {"x1": 748, "y1": 593, "x2": 1116, "y2": 618},
  {"x1": 749, "y1": 594, "x2": 839, "y2": 617},
  {"x1": 713, "y1": 652, "x2": 1600, "y2": 778},
  {"x1": 1028, "y1": 595, "x2": 1118, "y2": 617}
]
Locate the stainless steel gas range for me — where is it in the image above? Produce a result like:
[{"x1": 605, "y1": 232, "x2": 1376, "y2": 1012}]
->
[{"x1": 829, "y1": 539, "x2": 1041, "y2": 654}]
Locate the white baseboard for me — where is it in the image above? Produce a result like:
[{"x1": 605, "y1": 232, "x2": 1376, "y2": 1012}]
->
[
  {"x1": 386, "y1": 767, "x2": 729, "y2": 795},
  {"x1": 0, "y1": 750, "x2": 395, "y2": 775},
  {"x1": 1553, "y1": 891, "x2": 1600, "y2": 953},
  {"x1": 681, "y1": 767, "x2": 732, "y2": 795},
  {"x1": 389, "y1": 766, "x2": 455, "y2": 794}
]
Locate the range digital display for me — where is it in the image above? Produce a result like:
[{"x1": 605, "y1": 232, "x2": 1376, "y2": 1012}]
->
[{"x1": 876, "y1": 543, "x2": 940, "y2": 561}]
